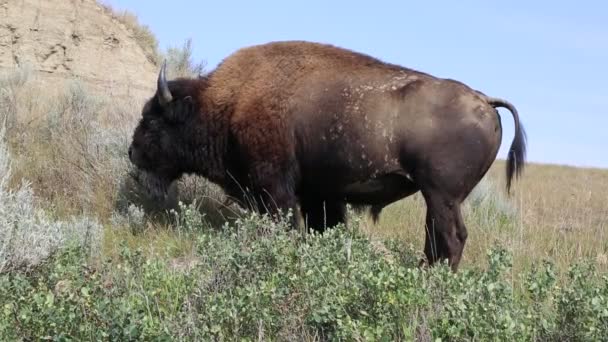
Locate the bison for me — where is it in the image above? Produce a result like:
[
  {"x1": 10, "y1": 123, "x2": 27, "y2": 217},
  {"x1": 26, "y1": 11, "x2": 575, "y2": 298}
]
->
[{"x1": 128, "y1": 40, "x2": 526, "y2": 271}]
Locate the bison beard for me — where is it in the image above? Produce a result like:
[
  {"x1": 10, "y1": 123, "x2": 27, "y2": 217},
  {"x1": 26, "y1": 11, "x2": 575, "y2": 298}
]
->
[
  {"x1": 131, "y1": 169, "x2": 174, "y2": 203},
  {"x1": 127, "y1": 40, "x2": 527, "y2": 271}
]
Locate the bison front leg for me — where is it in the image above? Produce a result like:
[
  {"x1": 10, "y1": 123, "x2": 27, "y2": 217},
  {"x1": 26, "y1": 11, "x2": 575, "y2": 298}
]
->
[
  {"x1": 248, "y1": 162, "x2": 300, "y2": 229},
  {"x1": 232, "y1": 113, "x2": 300, "y2": 229}
]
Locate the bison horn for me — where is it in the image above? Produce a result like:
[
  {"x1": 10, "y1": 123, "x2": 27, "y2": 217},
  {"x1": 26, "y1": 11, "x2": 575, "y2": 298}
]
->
[{"x1": 157, "y1": 60, "x2": 173, "y2": 106}]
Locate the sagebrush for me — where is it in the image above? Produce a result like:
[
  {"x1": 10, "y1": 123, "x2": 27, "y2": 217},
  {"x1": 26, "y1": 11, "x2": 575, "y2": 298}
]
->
[
  {"x1": 0, "y1": 123, "x2": 102, "y2": 272},
  {"x1": 1, "y1": 208, "x2": 606, "y2": 341}
]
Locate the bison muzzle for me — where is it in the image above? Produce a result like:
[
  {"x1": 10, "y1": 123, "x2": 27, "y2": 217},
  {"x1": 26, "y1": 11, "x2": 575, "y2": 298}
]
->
[{"x1": 128, "y1": 40, "x2": 526, "y2": 271}]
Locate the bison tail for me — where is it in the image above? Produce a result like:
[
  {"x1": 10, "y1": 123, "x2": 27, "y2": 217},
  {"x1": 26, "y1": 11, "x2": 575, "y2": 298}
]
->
[
  {"x1": 350, "y1": 204, "x2": 383, "y2": 224},
  {"x1": 486, "y1": 96, "x2": 527, "y2": 194}
]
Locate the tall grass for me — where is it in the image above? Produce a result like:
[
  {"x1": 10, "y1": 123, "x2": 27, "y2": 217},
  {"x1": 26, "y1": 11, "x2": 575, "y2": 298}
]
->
[
  {"x1": 0, "y1": 123, "x2": 103, "y2": 272},
  {"x1": 2, "y1": 68, "x2": 137, "y2": 218}
]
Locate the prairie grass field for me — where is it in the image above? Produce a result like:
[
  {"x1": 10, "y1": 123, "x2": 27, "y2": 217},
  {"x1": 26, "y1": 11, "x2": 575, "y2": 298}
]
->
[{"x1": 1, "y1": 34, "x2": 607, "y2": 340}]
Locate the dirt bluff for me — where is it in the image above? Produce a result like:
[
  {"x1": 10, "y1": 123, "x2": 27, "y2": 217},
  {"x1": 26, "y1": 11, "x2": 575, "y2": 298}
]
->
[{"x1": 0, "y1": 0, "x2": 157, "y2": 99}]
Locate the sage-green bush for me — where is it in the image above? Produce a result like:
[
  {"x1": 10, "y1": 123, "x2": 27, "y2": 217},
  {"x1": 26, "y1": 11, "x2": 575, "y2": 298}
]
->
[{"x1": 1, "y1": 204, "x2": 606, "y2": 341}]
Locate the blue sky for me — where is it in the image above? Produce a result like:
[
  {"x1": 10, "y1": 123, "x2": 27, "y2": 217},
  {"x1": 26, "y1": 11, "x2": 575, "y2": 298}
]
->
[{"x1": 105, "y1": 0, "x2": 607, "y2": 169}]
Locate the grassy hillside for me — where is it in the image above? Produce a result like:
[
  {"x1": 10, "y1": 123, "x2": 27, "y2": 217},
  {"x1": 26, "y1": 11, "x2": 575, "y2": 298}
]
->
[{"x1": 1, "y1": 21, "x2": 607, "y2": 340}]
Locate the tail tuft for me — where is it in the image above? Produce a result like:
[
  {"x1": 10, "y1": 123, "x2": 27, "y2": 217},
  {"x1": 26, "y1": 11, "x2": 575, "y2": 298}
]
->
[{"x1": 486, "y1": 97, "x2": 527, "y2": 194}]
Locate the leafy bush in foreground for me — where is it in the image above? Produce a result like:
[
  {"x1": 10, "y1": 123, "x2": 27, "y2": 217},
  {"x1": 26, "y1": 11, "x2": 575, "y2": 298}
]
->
[{"x1": 1, "y1": 205, "x2": 606, "y2": 341}]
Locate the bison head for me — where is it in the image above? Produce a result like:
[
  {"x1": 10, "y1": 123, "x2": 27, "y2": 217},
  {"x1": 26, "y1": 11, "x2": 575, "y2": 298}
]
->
[{"x1": 128, "y1": 61, "x2": 197, "y2": 199}]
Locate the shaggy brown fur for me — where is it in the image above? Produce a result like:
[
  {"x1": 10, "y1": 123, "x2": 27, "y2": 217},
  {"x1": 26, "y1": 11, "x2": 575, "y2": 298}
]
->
[{"x1": 128, "y1": 40, "x2": 526, "y2": 271}]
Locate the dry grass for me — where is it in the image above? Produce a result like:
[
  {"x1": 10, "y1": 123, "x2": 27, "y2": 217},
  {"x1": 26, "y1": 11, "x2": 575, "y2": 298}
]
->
[
  {"x1": 362, "y1": 160, "x2": 608, "y2": 274},
  {"x1": 0, "y1": 115, "x2": 103, "y2": 272},
  {"x1": 2, "y1": 68, "x2": 141, "y2": 218}
]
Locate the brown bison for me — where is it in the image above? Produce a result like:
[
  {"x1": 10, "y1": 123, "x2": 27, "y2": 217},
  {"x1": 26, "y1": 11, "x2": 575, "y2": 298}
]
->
[{"x1": 128, "y1": 40, "x2": 526, "y2": 271}]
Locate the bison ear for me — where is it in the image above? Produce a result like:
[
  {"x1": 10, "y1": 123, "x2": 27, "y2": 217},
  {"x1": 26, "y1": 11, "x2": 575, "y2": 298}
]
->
[{"x1": 164, "y1": 96, "x2": 195, "y2": 123}]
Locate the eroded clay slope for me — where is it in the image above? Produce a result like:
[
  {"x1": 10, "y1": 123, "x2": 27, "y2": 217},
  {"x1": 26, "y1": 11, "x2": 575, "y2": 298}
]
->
[{"x1": 0, "y1": 0, "x2": 158, "y2": 100}]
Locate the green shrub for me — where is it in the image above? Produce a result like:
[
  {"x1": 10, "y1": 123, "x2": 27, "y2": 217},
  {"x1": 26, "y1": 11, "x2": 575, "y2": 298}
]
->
[
  {"x1": 1, "y1": 205, "x2": 606, "y2": 341},
  {"x1": 163, "y1": 38, "x2": 206, "y2": 78}
]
